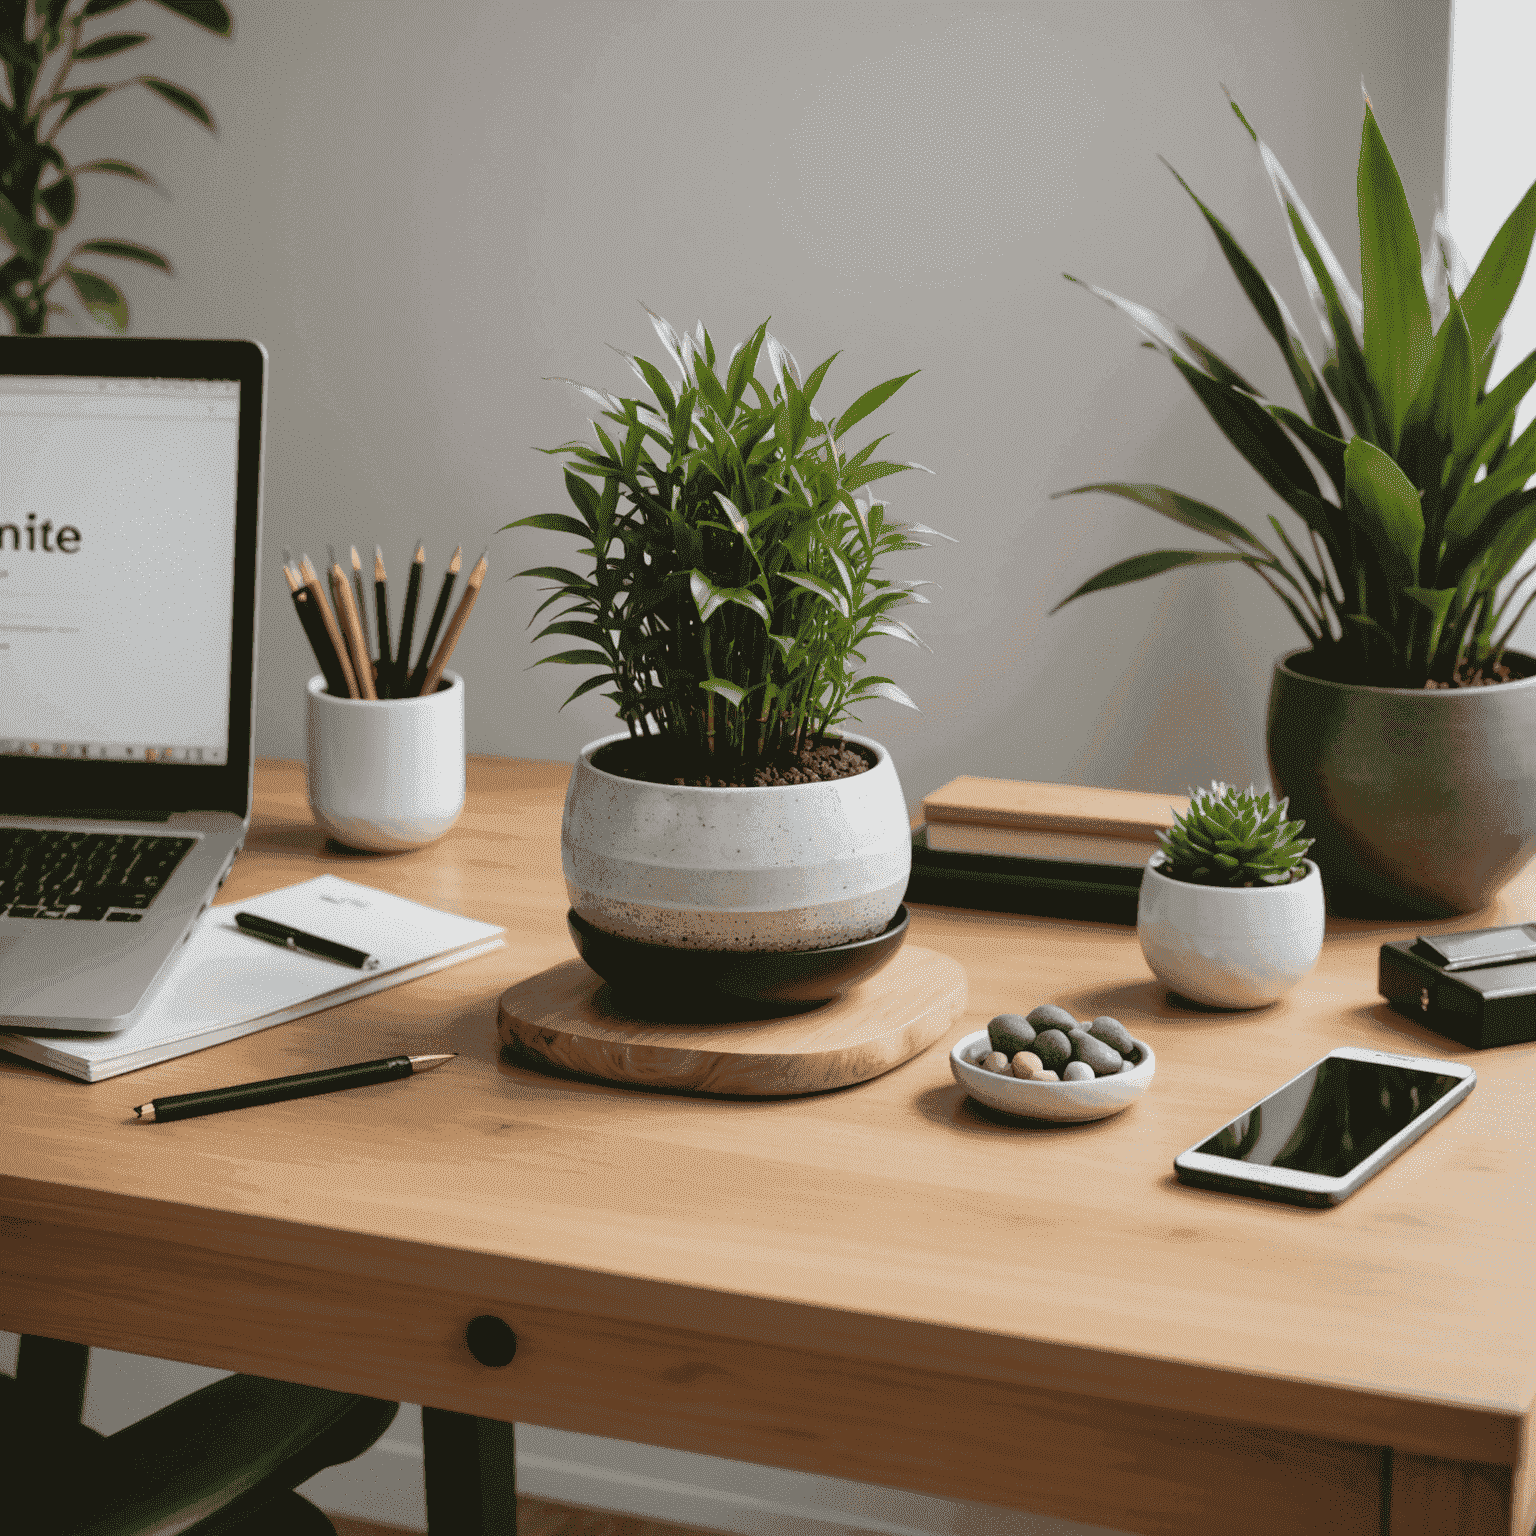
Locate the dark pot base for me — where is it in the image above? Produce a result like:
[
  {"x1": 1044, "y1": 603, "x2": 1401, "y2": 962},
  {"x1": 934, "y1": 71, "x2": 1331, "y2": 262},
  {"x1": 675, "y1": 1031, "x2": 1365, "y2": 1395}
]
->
[{"x1": 566, "y1": 905, "x2": 910, "y2": 1020}]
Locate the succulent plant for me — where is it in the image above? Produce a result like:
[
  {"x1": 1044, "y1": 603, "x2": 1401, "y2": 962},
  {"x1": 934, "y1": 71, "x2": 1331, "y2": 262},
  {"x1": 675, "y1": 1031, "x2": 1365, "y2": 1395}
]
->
[
  {"x1": 505, "y1": 308, "x2": 944, "y2": 774},
  {"x1": 1157, "y1": 782, "x2": 1312, "y2": 886},
  {"x1": 1055, "y1": 88, "x2": 1536, "y2": 690}
]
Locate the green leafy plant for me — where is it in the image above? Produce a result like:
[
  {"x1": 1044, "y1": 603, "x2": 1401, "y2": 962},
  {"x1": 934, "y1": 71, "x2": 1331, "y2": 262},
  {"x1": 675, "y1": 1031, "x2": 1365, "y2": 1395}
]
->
[
  {"x1": 1157, "y1": 781, "x2": 1312, "y2": 886},
  {"x1": 0, "y1": 0, "x2": 232, "y2": 335},
  {"x1": 504, "y1": 308, "x2": 943, "y2": 773},
  {"x1": 1055, "y1": 89, "x2": 1536, "y2": 688}
]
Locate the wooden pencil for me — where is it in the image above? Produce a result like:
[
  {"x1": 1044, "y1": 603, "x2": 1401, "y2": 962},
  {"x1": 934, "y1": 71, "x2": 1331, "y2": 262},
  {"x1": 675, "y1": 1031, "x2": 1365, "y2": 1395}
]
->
[
  {"x1": 299, "y1": 553, "x2": 358, "y2": 698},
  {"x1": 395, "y1": 541, "x2": 425, "y2": 697},
  {"x1": 406, "y1": 545, "x2": 461, "y2": 697},
  {"x1": 373, "y1": 545, "x2": 393, "y2": 698},
  {"x1": 330, "y1": 559, "x2": 378, "y2": 700},
  {"x1": 417, "y1": 550, "x2": 486, "y2": 696},
  {"x1": 349, "y1": 545, "x2": 373, "y2": 660}
]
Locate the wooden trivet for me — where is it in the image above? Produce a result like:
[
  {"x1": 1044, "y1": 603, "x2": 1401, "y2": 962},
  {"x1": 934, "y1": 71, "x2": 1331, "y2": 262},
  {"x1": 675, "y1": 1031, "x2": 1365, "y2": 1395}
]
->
[{"x1": 497, "y1": 946, "x2": 967, "y2": 1097}]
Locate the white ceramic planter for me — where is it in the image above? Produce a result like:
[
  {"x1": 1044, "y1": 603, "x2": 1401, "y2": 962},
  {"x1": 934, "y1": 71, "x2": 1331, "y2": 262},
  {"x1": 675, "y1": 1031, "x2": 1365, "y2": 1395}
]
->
[
  {"x1": 561, "y1": 731, "x2": 911, "y2": 951},
  {"x1": 1136, "y1": 856, "x2": 1325, "y2": 1009},
  {"x1": 306, "y1": 672, "x2": 465, "y2": 852}
]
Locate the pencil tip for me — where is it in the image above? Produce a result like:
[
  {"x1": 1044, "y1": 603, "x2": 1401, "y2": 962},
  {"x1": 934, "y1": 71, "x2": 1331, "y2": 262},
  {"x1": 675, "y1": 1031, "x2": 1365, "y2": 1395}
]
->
[
  {"x1": 414, "y1": 541, "x2": 425, "y2": 560},
  {"x1": 449, "y1": 545, "x2": 463, "y2": 572}
]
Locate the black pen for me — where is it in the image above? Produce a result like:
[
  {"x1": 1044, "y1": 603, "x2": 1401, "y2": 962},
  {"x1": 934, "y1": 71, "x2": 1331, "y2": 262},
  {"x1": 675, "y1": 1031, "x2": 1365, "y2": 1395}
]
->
[
  {"x1": 132, "y1": 1053, "x2": 455, "y2": 1123},
  {"x1": 234, "y1": 911, "x2": 381, "y2": 970}
]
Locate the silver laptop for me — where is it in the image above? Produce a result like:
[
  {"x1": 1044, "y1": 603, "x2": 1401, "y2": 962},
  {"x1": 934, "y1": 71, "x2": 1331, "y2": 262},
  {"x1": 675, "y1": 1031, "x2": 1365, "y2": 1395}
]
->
[{"x1": 0, "y1": 337, "x2": 265, "y2": 1032}]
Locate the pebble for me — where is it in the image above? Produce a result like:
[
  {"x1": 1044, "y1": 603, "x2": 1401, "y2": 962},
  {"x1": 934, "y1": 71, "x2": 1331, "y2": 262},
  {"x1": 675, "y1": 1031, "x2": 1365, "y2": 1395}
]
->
[
  {"x1": 1026, "y1": 1003, "x2": 1078, "y2": 1033},
  {"x1": 1062, "y1": 1061, "x2": 1095, "y2": 1082},
  {"x1": 1033, "y1": 1069, "x2": 1060, "y2": 1082},
  {"x1": 1068, "y1": 1029, "x2": 1124, "y2": 1078},
  {"x1": 1011, "y1": 1051, "x2": 1045, "y2": 1079},
  {"x1": 988, "y1": 1013, "x2": 1037, "y2": 1055},
  {"x1": 1119, "y1": 1057, "x2": 1138, "y2": 1073},
  {"x1": 1031, "y1": 1028, "x2": 1072, "y2": 1071},
  {"x1": 1088, "y1": 1016, "x2": 1136, "y2": 1055},
  {"x1": 981, "y1": 1050, "x2": 1011, "y2": 1074}
]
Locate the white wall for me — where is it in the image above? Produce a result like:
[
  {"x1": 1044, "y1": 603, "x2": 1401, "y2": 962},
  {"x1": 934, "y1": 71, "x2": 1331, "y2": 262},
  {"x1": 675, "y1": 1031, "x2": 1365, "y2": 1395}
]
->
[
  {"x1": 55, "y1": 0, "x2": 1449, "y2": 803},
  {"x1": 12, "y1": 2, "x2": 1453, "y2": 1533}
]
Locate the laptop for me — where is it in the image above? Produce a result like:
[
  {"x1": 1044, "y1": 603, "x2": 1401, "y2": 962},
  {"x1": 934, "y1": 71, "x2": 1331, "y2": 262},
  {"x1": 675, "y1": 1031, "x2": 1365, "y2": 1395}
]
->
[{"x1": 0, "y1": 337, "x2": 265, "y2": 1032}]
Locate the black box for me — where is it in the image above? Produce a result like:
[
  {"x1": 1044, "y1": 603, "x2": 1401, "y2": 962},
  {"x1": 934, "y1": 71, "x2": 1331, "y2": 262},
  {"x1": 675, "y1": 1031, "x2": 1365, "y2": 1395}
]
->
[{"x1": 1379, "y1": 934, "x2": 1536, "y2": 1048}]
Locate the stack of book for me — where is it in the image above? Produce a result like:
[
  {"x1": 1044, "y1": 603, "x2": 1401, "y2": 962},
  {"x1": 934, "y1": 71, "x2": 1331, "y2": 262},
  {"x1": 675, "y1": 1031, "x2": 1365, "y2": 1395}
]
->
[{"x1": 906, "y1": 777, "x2": 1189, "y2": 923}]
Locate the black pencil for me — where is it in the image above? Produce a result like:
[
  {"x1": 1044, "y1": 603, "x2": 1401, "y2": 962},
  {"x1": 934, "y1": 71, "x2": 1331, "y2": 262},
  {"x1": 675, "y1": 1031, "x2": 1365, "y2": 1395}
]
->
[
  {"x1": 283, "y1": 557, "x2": 350, "y2": 698},
  {"x1": 298, "y1": 552, "x2": 359, "y2": 698},
  {"x1": 373, "y1": 545, "x2": 393, "y2": 698},
  {"x1": 406, "y1": 545, "x2": 461, "y2": 697},
  {"x1": 132, "y1": 1053, "x2": 456, "y2": 1123},
  {"x1": 395, "y1": 541, "x2": 425, "y2": 696}
]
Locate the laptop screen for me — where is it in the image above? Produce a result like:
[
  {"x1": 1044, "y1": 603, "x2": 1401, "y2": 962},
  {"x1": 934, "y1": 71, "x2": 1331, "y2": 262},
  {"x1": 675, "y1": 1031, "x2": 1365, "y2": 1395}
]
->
[
  {"x1": 0, "y1": 375, "x2": 241, "y2": 765},
  {"x1": 0, "y1": 337, "x2": 264, "y2": 820}
]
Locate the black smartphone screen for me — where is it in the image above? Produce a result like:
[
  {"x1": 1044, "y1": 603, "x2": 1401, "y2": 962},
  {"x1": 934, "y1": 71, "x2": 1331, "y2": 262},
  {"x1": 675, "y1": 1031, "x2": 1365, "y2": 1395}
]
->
[{"x1": 1196, "y1": 1059, "x2": 1464, "y2": 1178}]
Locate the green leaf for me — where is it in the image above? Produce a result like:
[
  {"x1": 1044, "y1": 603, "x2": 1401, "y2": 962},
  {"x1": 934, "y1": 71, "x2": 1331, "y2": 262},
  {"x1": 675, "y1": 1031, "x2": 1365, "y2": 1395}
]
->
[
  {"x1": 504, "y1": 511, "x2": 593, "y2": 540},
  {"x1": 77, "y1": 238, "x2": 172, "y2": 271},
  {"x1": 1460, "y1": 174, "x2": 1536, "y2": 366},
  {"x1": 73, "y1": 31, "x2": 149, "y2": 60},
  {"x1": 146, "y1": 0, "x2": 233, "y2": 34},
  {"x1": 1343, "y1": 436, "x2": 1423, "y2": 588},
  {"x1": 53, "y1": 85, "x2": 115, "y2": 128},
  {"x1": 1052, "y1": 481, "x2": 1269, "y2": 551},
  {"x1": 1357, "y1": 98, "x2": 1433, "y2": 447},
  {"x1": 65, "y1": 266, "x2": 128, "y2": 331},
  {"x1": 1403, "y1": 585, "x2": 1456, "y2": 659},
  {"x1": 561, "y1": 672, "x2": 615, "y2": 709},
  {"x1": 782, "y1": 570, "x2": 850, "y2": 616},
  {"x1": 1052, "y1": 550, "x2": 1271, "y2": 612},
  {"x1": 533, "y1": 648, "x2": 612, "y2": 667},
  {"x1": 833, "y1": 371, "x2": 917, "y2": 440},
  {"x1": 38, "y1": 176, "x2": 75, "y2": 229},
  {"x1": 83, "y1": 0, "x2": 137, "y2": 14},
  {"x1": 1269, "y1": 405, "x2": 1347, "y2": 500},
  {"x1": 699, "y1": 677, "x2": 747, "y2": 707},
  {"x1": 1398, "y1": 292, "x2": 1473, "y2": 510},
  {"x1": 140, "y1": 75, "x2": 216, "y2": 130}
]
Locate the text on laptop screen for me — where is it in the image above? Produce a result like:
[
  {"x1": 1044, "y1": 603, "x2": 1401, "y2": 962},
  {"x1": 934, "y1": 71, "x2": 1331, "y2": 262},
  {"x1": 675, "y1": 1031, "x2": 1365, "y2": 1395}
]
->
[{"x1": 0, "y1": 375, "x2": 240, "y2": 765}]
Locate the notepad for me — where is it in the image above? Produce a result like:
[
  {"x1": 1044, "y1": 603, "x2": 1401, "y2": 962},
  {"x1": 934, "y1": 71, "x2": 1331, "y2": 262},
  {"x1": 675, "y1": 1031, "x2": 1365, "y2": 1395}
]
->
[{"x1": 0, "y1": 874, "x2": 505, "y2": 1082}]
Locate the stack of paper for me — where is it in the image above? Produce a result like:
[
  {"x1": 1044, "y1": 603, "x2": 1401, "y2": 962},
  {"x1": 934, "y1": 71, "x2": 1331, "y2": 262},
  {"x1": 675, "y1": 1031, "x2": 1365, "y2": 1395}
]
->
[{"x1": 0, "y1": 874, "x2": 504, "y2": 1082}]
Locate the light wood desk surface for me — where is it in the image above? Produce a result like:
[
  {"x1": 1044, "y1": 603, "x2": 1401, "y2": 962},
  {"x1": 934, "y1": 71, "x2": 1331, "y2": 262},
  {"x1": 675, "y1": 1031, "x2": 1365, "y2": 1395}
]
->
[{"x1": 3, "y1": 758, "x2": 1533, "y2": 1536}]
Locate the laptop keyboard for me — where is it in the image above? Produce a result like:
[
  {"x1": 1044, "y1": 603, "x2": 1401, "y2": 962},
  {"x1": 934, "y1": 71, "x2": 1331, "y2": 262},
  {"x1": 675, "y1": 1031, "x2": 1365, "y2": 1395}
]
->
[{"x1": 0, "y1": 829, "x2": 196, "y2": 922}]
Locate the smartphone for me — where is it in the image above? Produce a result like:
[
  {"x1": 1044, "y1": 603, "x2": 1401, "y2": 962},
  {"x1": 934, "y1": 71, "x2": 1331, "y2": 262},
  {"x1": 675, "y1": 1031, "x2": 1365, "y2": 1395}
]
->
[{"x1": 1173, "y1": 1047, "x2": 1476, "y2": 1207}]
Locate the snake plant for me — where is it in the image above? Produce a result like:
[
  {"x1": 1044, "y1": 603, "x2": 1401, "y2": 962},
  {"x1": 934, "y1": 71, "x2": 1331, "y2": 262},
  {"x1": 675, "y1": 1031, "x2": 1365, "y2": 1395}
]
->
[{"x1": 1056, "y1": 90, "x2": 1536, "y2": 689}]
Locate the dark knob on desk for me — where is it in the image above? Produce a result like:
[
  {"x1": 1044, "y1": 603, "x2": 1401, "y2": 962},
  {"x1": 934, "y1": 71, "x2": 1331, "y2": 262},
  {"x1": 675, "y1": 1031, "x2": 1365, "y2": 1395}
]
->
[{"x1": 465, "y1": 1314, "x2": 518, "y2": 1367}]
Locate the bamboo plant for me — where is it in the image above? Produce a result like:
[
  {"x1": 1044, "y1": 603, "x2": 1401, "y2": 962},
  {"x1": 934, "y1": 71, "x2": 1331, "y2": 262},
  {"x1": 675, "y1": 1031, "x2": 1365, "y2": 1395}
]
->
[
  {"x1": 1056, "y1": 90, "x2": 1536, "y2": 688},
  {"x1": 505, "y1": 309, "x2": 943, "y2": 773},
  {"x1": 0, "y1": 0, "x2": 232, "y2": 335}
]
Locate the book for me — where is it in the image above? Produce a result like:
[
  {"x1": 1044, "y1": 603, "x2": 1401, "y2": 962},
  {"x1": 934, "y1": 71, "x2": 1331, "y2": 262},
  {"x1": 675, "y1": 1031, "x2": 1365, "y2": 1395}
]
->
[
  {"x1": 0, "y1": 874, "x2": 505, "y2": 1082},
  {"x1": 920, "y1": 776, "x2": 1187, "y2": 865}
]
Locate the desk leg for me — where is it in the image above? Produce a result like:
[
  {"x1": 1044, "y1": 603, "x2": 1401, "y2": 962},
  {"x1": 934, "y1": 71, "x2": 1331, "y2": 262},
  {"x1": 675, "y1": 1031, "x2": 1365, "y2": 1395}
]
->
[
  {"x1": 1386, "y1": 1448, "x2": 1523, "y2": 1535},
  {"x1": 14, "y1": 1335, "x2": 91, "y2": 1533},
  {"x1": 422, "y1": 1408, "x2": 517, "y2": 1535}
]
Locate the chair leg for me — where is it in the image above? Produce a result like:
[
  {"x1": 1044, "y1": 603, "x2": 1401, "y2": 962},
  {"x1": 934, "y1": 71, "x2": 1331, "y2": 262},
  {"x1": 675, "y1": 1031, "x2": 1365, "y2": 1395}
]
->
[
  {"x1": 422, "y1": 1408, "x2": 517, "y2": 1534},
  {"x1": 15, "y1": 1334, "x2": 90, "y2": 1425}
]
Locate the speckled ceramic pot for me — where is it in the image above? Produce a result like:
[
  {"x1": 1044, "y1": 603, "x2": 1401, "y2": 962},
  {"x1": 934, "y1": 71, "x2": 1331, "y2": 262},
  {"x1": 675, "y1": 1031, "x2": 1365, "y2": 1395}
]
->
[
  {"x1": 561, "y1": 731, "x2": 911, "y2": 952},
  {"x1": 1137, "y1": 857, "x2": 1325, "y2": 1010}
]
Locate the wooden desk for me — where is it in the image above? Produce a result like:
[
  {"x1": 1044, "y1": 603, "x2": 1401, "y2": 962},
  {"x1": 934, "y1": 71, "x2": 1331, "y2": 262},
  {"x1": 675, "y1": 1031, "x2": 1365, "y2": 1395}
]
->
[{"x1": 3, "y1": 758, "x2": 1533, "y2": 1536}]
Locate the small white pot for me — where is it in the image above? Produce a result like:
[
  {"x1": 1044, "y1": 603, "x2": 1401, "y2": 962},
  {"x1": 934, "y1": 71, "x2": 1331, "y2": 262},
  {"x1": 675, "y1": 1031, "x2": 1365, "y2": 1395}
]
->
[
  {"x1": 306, "y1": 672, "x2": 465, "y2": 852},
  {"x1": 1136, "y1": 856, "x2": 1325, "y2": 1009},
  {"x1": 562, "y1": 731, "x2": 911, "y2": 951}
]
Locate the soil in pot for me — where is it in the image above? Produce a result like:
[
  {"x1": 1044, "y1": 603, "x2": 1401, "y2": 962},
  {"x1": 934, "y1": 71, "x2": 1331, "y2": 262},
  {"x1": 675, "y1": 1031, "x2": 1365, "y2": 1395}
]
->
[
  {"x1": 1283, "y1": 645, "x2": 1535, "y2": 689},
  {"x1": 592, "y1": 734, "x2": 875, "y2": 789}
]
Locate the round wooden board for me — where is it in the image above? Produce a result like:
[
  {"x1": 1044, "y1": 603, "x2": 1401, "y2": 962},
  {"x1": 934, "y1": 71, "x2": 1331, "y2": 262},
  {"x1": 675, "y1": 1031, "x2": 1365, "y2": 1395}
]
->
[{"x1": 497, "y1": 945, "x2": 967, "y2": 1097}]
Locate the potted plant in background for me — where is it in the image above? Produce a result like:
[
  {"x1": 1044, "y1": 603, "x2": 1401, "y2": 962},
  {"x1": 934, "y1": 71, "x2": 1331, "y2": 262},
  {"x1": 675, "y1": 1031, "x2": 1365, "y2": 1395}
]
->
[
  {"x1": 0, "y1": 0, "x2": 231, "y2": 334},
  {"x1": 1138, "y1": 782, "x2": 1322, "y2": 1009},
  {"x1": 505, "y1": 307, "x2": 943, "y2": 958},
  {"x1": 1055, "y1": 89, "x2": 1536, "y2": 916}
]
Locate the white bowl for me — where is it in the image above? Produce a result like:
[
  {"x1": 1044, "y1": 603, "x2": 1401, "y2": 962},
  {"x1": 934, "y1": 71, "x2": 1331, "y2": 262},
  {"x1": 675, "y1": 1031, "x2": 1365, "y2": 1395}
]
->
[{"x1": 949, "y1": 1029, "x2": 1156, "y2": 1123}]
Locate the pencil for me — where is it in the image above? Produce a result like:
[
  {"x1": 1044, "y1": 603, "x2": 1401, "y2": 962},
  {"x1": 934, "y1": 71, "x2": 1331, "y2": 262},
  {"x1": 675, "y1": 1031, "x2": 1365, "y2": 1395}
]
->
[
  {"x1": 418, "y1": 549, "x2": 486, "y2": 696},
  {"x1": 395, "y1": 541, "x2": 425, "y2": 697},
  {"x1": 283, "y1": 559, "x2": 350, "y2": 698},
  {"x1": 350, "y1": 545, "x2": 374, "y2": 662},
  {"x1": 406, "y1": 545, "x2": 461, "y2": 697},
  {"x1": 132, "y1": 1053, "x2": 456, "y2": 1123},
  {"x1": 374, "y1": 546, "x2": 393, "y2": 698},
  {"x1": 330, "y1": 559, "x2": 378, "y2": 700},
  {"x1": 300, "y1": 553, "x2": 359, "y2": 698}
]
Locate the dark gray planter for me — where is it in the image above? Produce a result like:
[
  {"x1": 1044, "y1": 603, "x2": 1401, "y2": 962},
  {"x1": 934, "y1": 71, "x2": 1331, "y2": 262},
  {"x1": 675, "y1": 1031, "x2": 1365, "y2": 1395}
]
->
[{"x1": 1265, "y1": 648, "x2": 1536, "y2": 917}]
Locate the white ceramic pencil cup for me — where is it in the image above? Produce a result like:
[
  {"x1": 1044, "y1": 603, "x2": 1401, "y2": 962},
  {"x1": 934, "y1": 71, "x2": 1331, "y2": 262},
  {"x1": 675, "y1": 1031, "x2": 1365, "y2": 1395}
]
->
[{"x1": 306, "y1": 672, "x2": 466, "y2": 852}]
